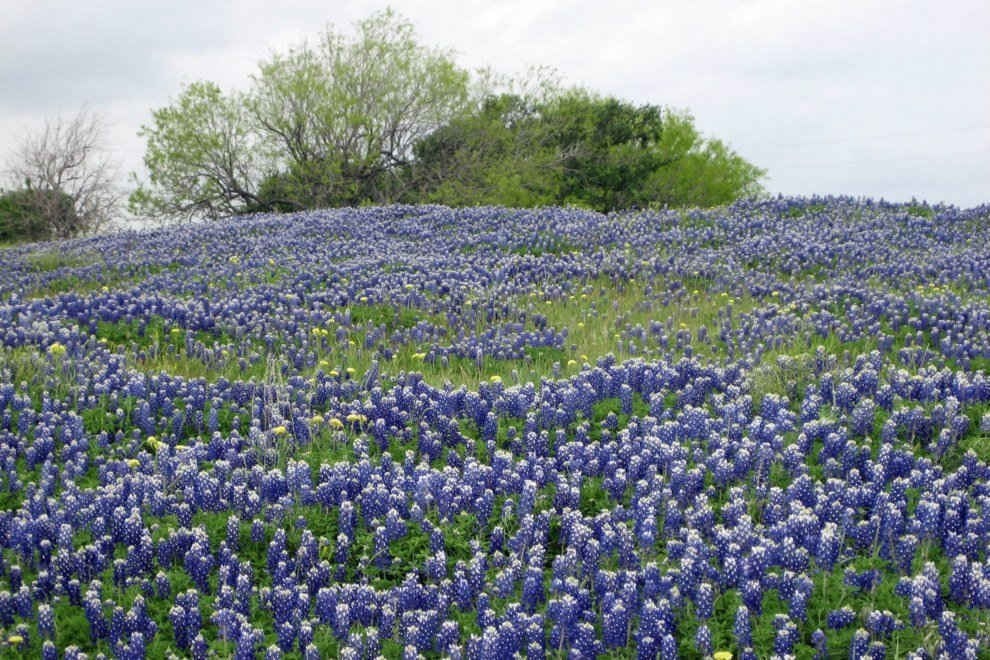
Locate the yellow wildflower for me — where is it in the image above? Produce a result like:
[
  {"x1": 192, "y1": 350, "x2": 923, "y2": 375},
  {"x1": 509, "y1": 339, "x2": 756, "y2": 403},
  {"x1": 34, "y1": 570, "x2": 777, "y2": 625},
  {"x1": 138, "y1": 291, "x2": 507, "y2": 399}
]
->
[{"x1": 47, "y1": 342, "x2": 67, "y2": 357}]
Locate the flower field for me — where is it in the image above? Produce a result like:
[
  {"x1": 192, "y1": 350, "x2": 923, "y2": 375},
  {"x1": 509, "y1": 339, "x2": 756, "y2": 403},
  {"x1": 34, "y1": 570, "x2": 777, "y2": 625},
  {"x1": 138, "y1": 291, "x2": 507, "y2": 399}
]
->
[{"x1": 1, "y1": 197, "x2": 990, "y2": 659}]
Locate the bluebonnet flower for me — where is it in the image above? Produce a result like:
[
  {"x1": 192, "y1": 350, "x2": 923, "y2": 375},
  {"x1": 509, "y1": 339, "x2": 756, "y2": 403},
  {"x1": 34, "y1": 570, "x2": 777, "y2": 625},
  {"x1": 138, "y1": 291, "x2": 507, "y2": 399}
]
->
[
  {"x1": 733, "y1": 604, "x2": 752, "y2": 647},
  {"x1": 938, "y1": 611, "x2": 974, "y2": 658},
  {"x1": 949, "y1": 554, "x2": 971, "y2": 603},
  {"x1": 742, "y1": 579, "x2": 764, "y2": 615},
  {"x1": 811, "y1": 627, "x2": 828, "y2": 659},
  {"x1": 866, "y1": 610, "x2": 900, "y2": 639},
  {"x1": 660, "y1": 633, "x2": 678, "y2": 660},
  {"x1": 694, "y1": 582, "x2": 714, "y2": 620},
  {"x1": 37, "y1": 602, "x2": 55, "y2": 640},
  {"x1": 774, "y1": 617, "x2": 798, "y2": 655},
  {"x1": 602, "y1": 597, "x2": 629, "y2": 648},
  {"x1": 849, "y1": 628, "x2": 871, "y2": 658},
  {"x1": 828, "y1": 606, "x2": 857, "y2": 629},
  {"x1": 694, "y1": 623, "x2": 712, "y2": 656}
]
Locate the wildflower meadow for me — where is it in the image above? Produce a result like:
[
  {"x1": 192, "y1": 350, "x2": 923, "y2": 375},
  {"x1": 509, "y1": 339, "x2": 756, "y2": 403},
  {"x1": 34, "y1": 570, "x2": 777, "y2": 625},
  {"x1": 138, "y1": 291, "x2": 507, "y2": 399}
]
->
[{"x1": 1, "y1": 197, "x2": 989, "y2": 659}]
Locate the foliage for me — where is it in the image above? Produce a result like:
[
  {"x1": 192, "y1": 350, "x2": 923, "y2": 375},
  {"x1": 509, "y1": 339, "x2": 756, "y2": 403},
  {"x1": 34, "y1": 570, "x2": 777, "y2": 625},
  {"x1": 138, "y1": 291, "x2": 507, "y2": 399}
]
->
[
  {"x1": 248, "y1": 9, "x2": 471, "y2": 209},
  {"x1": 410, "y1": 90, "x2": 766, "y2": 212},
  {"x1": 132, "y1": 11, "x2": 763, "y2": 219},
  {"x1": 645, "y1": 110, "x2": 767, "y2": 207},
  {"x1": 542, "y1": 91, "x2": 672, "y2": 211},
  {"x1": 408, "y1": 93, "x2": 562, "y2": 207},
  {"x1": 133, "y1": 10, "x2": 470, "y2": 218},
  {"x1": 0, "y1": 187, "x2": 80, "y2": 243},
  {"x1": 129, "y1": 81, "x2": 264, "y2": 221}
]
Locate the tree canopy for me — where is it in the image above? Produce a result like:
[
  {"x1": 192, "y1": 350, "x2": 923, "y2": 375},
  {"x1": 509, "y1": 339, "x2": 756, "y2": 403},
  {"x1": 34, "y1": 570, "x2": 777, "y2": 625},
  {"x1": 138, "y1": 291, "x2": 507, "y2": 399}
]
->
[
  {"x1": 132, "y1": 10, "x2": 471, "y2": 220},
  {"x1": 131, "y1": 10, "x2": 765, "y2": 221},
  {"x1": 410, "y1": 90, "x2": 765, "y2": 212},
  {"x1": 129, "y1": 81, "x2": 262, "y2": 221}
]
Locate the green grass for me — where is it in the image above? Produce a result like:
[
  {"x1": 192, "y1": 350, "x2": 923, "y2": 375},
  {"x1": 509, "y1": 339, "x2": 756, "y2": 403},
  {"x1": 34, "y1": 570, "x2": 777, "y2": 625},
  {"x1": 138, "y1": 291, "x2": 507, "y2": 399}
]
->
[
  {"x1": 347, "y1": 302, "x2": 443, "y2": 331},
  {"x1": 23, "y1": 249, "x2": 101, "y2": 272}
]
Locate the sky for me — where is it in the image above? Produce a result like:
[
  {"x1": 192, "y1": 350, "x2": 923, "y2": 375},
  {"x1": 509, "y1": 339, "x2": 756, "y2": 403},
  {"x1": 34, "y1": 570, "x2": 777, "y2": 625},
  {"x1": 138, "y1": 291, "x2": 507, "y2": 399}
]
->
[{"x1": 1, "y1": 0, "x2": 988, "y2": 214}]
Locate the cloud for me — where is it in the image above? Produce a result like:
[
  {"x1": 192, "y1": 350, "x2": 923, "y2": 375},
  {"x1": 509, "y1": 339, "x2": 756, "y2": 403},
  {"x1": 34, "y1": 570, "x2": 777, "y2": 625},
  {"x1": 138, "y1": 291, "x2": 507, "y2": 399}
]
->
[
  {"x1": 0, "y1": 2, "x2": 230, "y2": 112},
  {"x1": 1, "y1": 0, "x2": 987, "y2": 208}
]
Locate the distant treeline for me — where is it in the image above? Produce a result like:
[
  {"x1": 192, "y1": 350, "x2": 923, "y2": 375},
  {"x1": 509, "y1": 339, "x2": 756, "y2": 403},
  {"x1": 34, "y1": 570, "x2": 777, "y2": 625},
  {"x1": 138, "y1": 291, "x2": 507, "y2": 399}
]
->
[{"x1": 128, "y1": 10, "x2": 766, "y2": 222}]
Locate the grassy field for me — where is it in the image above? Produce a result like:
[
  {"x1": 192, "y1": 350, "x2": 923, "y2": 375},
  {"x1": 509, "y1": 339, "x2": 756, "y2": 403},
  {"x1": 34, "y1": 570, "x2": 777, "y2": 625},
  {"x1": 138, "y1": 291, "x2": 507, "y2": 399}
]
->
[{"x1": 0, "y1": 197, "x2": 989, "y2": 658}]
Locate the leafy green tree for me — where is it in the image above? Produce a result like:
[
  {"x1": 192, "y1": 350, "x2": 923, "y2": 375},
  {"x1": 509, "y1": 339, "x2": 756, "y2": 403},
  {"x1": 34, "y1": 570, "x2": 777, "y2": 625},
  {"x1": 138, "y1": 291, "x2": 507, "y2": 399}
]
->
[
  {"x1": 129, "y1": 81, "x2": 264, "y2": 221},
  {"x1": 248, "y1": 9, "x2": 471, "y2": 208},
  {"x1": 410, "y1": 89, "x2": 765, "y2": 212},
  {"x1": 133, "y1": 10, "x2": 471, "y2": 219},
  {"x1": 408, "y1": 93, "x2": 561, "y2": 207},
  {"x1": 644, "y1": 109, "x2": 766, "y2": 208},
  {"x1": 132, "y1": 10, "x2": 763, "y2": 219},
  {"x1": 541, "y1": 91, "x2": 673, "y2": 211}
]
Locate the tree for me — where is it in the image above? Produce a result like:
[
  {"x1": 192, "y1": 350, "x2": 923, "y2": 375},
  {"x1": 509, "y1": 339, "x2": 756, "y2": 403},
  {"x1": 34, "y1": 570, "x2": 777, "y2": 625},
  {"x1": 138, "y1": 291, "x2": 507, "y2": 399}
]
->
[
  {"x1": 410, "y1": 89, "x2": 766, "y2": 212},
  {"x1": 541, "y1": 91, "x2": 673, "y2": 211},
  {"x1": 133, "y1": 10, "x2": 764, "y2": 219},
  {"x1": 133, "y1": 10, "x2": 471, "y2": 218},
  {"x1": 408, "y1": 93, "x2": 561, "y2": 207},
  {"x1": 644, "y1": 110, "x2": 766, "y2": 207},
  {"x1": 4, "y1": 108, "x2": 119, "y2": 238},
  {"x1": 248, "y1": 9, "x2": 471, "y2": 208},
  {"x1": 129, "y1": 81, "x2": 265, "y2": 221}
]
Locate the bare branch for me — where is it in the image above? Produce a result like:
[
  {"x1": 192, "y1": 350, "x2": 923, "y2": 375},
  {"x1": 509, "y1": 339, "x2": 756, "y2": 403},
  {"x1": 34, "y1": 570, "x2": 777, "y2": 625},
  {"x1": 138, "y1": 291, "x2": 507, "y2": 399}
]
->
[{"x1": 4, "y1": 107, "x2": 120, "y2": 237}]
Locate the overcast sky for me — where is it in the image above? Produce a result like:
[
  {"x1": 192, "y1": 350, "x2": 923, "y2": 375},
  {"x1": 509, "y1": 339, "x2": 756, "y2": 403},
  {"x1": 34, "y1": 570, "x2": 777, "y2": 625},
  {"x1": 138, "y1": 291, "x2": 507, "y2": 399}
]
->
[{"x1": 2, "y1": 0, "x2": 988, "y2": 213}]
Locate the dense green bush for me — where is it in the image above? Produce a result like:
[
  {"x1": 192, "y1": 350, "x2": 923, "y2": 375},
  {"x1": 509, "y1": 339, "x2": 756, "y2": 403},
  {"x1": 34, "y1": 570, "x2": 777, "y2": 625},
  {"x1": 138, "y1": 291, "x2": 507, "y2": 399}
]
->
[
  {"x1": 0, "y1": 188, "x2": 80, "y2": 243},
  {"x1": 409, "y1": 91, "x2": 765, "y2": 212}
]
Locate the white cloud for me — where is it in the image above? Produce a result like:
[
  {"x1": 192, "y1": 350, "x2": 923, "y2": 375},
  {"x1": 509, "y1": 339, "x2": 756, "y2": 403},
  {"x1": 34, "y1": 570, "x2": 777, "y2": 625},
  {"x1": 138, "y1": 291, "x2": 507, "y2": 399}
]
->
[{"x1": 1, "y1": 0, "x2": 987, "y2": 208}]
